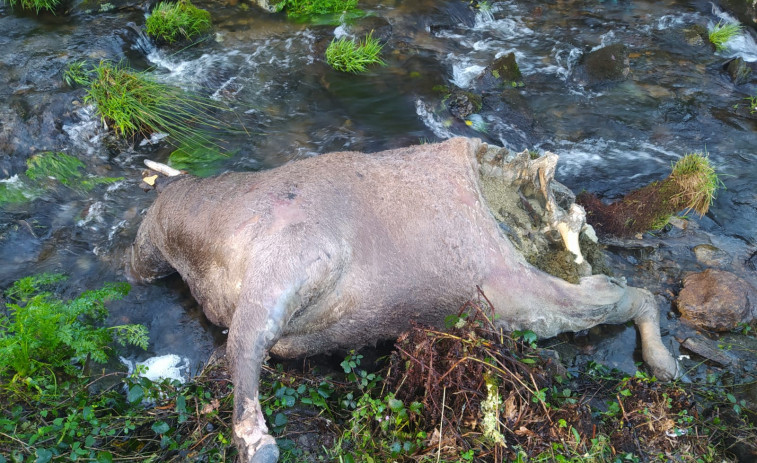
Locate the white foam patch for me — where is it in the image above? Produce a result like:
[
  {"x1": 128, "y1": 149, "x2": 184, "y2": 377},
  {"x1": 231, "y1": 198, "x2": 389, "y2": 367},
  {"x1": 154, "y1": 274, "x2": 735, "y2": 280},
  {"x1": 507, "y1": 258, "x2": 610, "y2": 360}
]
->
[
  {"x1": 415, "y1": 99, "x2": 454, "y2": 139},
  {"x1": 63, "y1": 106, "x2": 107, "y2": 157},
  {"x1": 121, "y1": 354, "x2": 191, "y2": 384}
]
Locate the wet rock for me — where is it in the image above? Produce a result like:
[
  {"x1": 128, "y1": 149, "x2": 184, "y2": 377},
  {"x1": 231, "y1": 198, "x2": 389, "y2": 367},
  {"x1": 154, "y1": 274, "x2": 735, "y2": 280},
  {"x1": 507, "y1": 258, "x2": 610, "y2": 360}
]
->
[
  {"x1": 446, "y1": 87, "x2": 482, "y2": 120},
  {"x1": 253, "y1": 0, "x2": 278, "y2": 12},
  {"x1": 719, "y1": 0, "x2": 757, "y2": 32},
  {"x1": 682, "y1": 25, "x2": 709, "y2": 48},
  {"x1": 693, "y1": 244, "x2": 732, "y2": 268},
  {"x1": 476, "y1": 52, "x2": 524, "y2": 90},
  {"x1": 726, "y1": 58, "x2": 753, "y2": 85},
  {"x1": 676, "y1": 269, "x2": 757, "y2": 332},
  {"x1": 575, "y1": 43, "x2": 630, "y2": 85},
  {"x1": 347, "y1": 16, "x2": 392, "y2": 44}
]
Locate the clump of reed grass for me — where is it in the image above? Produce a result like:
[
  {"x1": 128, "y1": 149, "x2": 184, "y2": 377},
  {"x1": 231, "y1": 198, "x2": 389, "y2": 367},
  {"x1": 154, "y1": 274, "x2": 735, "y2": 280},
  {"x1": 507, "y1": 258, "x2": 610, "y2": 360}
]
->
[
  {"x1": 4, "y1": 0, "x2": 59, "y2": 13},
  {"x1": 708, "y1": 21, "x2": 742, "y2": 51},
  {"x1": 145, "y1": 0, "x2": 212, "y2": 44},
  {"x1": 326, "y1": 31, "x2": 385, "y2": 73},
  {"x1": 578, "y1": 151, "x2": 723, "y2": 236},
  {"x1": 275, "y1": 0, "x2": 358, "y2": 21},
  {"x1": 63, "y1": 60, "x2": 235, "y2": 150},
  {"x1": 669, "y1": 151, "x2": 723, "y2": 216}
]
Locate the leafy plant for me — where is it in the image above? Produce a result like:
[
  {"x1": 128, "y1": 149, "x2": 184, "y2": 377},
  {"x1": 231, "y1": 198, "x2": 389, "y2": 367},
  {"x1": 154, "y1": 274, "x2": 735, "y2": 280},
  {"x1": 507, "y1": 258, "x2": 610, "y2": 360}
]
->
[
  {"x1": 275, "y1": 0, "x2": 358, "y2": 21},
  {"x1": 0, "y1": 274, "x2": 148, "y2": 382},
  {"x1": 63, "y1": 60, "x2": 238, "y2": 151},
  {"x1": 708, "y1": 21, "x2": 742, "y2": 51},
  {"x1": 326, "y1": 31, "x2": 385, "y2": 73},
  {"x1": 3, "y1": 0, "x2": 60, "y2": 13},
  {"x1": 145, "y1": 0, "x2": 212, "y2": 44}
]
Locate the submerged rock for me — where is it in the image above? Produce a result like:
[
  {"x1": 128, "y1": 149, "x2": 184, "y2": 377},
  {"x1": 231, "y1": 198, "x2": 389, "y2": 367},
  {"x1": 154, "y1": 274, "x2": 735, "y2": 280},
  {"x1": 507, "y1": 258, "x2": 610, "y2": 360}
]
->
[
  {"x1": 575, "y1": 43, "x2": 630, "y2": 85},
  {"x1": 676, "y1": 269, "x2": 757, "y2": 332},
  {"x1": 446, "y1": 87, "x2": 482, "y2": 120},
  {"x1": 726, "y1": 58, "x2": 754, "y2": 85},
  {"x1": 476, "y1": 52, "x2": 524, "y2": 90}
]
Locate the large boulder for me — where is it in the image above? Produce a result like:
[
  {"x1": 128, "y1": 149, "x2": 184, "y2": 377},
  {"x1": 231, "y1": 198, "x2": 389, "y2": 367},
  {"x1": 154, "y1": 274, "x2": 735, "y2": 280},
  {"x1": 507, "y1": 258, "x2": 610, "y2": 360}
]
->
[{"x1": 676, "y1": 269, "x2": 757, "y2": 331}]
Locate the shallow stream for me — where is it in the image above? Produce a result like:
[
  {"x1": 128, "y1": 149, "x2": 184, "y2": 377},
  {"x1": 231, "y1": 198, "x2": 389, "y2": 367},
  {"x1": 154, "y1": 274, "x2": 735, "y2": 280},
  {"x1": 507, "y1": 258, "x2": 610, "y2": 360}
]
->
[{"x1": 1, "y1": 0, "x2": 756, "y2": 377}]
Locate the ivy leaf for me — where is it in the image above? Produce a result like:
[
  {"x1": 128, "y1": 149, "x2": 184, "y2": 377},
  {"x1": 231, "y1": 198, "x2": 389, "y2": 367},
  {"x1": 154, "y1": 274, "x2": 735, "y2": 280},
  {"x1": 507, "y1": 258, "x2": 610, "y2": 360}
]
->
[
  {"x1": 127, "y1": 385, "x2": 144, "y2": 403},
  {"x1": 151, "y1": 421, "x2": 170, "y2": 434}
]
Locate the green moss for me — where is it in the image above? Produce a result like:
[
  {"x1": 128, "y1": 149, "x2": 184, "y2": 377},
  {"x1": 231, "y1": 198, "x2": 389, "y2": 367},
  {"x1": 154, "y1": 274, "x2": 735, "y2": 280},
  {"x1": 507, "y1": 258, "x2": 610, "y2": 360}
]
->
[
  {"x1": 326, "y1": 32, "x2": 385, "y2": 74},
  {"x1": 709, "y1": 21, "x2": 742, "y2": 51},
  {"x1": 145, "y1": 0, "x2": 212, "y2": 44},
  {"x1": 0, "y1": 177, "x2": 38, "y2": 207},
  {"x1": 26, "y1": 152, "x2": 122, "y2": 193}
]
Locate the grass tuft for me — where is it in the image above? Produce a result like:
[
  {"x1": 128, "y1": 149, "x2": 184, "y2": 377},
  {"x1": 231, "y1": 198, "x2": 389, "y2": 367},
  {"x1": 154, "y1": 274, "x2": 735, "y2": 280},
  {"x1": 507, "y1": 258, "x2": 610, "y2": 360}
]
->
[
  {"x1": 3, "y1": 0, "x2": 60, "y2": 13},
  {"x1": 670, "y1": 151, "x2": 723, "y2": 216},
  {"x1": 275, "y1": 0, "x2": 358, "y2": 21},
  {"x1": 326, "y1": 31, "x2": 385, "y2": 74},
  {"x1": 64, "y1": 60, "x2": 238, "y2": 150},
  {"x1": 708, "y1": 21, "x2": 742, "y2": 51},
  {"x1": 145, "y1": 0, "x2": 212, "y2": 44}
]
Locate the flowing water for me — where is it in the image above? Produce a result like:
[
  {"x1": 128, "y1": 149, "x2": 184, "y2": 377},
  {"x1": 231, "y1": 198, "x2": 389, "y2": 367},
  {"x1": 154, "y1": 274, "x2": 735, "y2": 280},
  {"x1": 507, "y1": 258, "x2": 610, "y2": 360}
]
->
[{"x1": 1, "y1": 0, "x2": 756, "y2": 374}]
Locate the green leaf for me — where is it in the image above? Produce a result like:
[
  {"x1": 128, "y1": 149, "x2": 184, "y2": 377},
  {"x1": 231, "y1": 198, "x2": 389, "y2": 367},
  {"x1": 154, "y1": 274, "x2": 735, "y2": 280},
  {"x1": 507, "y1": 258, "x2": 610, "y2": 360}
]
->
[
  {"x1": 35, "y1": 449, "x2": 53, "y2": 463},
  {"x1": 96, "y1": 451, "x2": 113, "y2": 463},
  {"x1": 274, "y1": 413, "x2": 288, "y2": 427},
  {"x1": 152, "y1": 421, "x2": 170, "y2": 434},
  {"x1": 127, "y1": 385, "x2": 144, "y2": 403}
]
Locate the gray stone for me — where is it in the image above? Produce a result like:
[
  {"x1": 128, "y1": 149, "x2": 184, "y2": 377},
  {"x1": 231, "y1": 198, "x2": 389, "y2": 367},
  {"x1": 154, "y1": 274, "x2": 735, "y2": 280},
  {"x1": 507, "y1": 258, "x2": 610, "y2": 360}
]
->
[{"x1": 693, "y1": 244, "x2": 732, "y2": 268}]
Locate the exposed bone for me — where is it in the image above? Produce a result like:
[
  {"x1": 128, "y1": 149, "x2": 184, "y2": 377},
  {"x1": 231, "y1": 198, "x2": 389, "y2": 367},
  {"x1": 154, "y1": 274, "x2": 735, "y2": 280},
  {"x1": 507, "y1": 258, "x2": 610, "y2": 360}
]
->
[
  {"x1": 478, "y1": 145, "x2": 589, "y2": 274},
  {"x1": 144, "y1": 159, "x2": 181, "y2": 177}
]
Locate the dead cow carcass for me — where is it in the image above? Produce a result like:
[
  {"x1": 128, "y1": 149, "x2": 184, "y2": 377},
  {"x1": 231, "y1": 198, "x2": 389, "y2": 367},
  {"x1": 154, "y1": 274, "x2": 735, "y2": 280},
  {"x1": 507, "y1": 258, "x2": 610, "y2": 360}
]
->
[{"x1": 127, "y1": 137, "x2": 678, "y2": 463}]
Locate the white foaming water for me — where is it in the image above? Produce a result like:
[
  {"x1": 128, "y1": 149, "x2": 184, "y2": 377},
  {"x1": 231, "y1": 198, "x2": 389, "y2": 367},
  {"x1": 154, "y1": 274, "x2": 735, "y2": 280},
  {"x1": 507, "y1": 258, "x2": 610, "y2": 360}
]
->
[
  {"x1": 450, "y1": 58, "x2": 486, "y2": 88},
  {"x1": 414, "y1": 99, "x2": 454, "y2": 139},
  {"x1": 550, "y1": 138, "x2": 681, "y2": 181},
  {"x1": 121, "y1": 354, "x2": 191, "y2": 384},
  {"x1": 63, "y1": 106, "x2": 108, "y2": 158}
]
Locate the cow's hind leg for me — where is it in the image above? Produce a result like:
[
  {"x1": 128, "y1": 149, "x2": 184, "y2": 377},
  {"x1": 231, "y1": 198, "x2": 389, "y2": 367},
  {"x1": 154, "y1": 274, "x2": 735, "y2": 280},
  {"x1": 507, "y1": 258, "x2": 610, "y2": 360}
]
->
[{"x1": 227, "y1": 245, "x2": 346, "y2": 463}]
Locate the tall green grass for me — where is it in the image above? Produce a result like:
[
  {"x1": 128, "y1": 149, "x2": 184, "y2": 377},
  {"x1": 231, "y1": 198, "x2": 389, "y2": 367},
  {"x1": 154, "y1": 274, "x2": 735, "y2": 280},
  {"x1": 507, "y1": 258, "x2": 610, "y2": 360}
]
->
[
  {"x1": 326, "y1": 32, "x2": 385, "y2": 73},
  {"x1": 709, "y1": 21, "x2": 742, "y2": 51},
  {"x1": 275, "y1": 0, "x2": 358, "y2": 21},
  {"x1": 64, "y1": 60, "x2": 237, "y2": 150},
  {"x1": 4, "y1": 0, "x2": 60, "y2": 13},
  {"x1": 146, "y1": 0, "x2": 212, "y2": 44}
]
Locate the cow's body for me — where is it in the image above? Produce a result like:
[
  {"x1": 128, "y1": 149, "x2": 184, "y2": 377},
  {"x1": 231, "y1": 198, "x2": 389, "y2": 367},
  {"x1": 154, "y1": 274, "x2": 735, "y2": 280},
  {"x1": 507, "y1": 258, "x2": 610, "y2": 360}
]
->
[{"x1": 129, "y1": 138, "x2": 678, "y2": 463}]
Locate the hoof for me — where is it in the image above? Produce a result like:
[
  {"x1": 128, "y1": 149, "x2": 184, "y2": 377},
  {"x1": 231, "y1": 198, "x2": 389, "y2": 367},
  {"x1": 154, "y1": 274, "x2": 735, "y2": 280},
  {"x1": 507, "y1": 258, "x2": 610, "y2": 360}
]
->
[{"x1": 250, "y1": 440, "x2": 279, "y2": 463}]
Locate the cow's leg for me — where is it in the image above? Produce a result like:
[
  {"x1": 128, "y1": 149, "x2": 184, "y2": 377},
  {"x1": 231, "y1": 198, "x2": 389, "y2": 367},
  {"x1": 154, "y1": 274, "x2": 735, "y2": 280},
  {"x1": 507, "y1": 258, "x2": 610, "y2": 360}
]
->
[
  {"x1": 485, "y1": 271, "x2": 679, "y2": 380},
  {"x1": 228, "y1": 245, "x2": 346, "y2": 463},
  {"x1": 226, "y1": 290, "x2": 285, "y2": 463}
]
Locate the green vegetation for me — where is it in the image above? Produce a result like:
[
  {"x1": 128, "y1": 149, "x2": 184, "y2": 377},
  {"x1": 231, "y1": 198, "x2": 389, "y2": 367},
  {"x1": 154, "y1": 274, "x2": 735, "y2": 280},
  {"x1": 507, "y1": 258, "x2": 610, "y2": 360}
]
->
[
  {"x1": 2, "y1": 291, "x2": 754, "y2": 461},
  {"x1": 63, "y1": 60, "x2": 234, "y2": 149},
  {"x1": 275, "y1": 0, "x2": 358, "y2": 22},
  {"x1": 578, "y1": 151, "x2": 723, "y2": 236},
  {"x1": 3, "y1": 0, "x2": 60, "y2": 13},
  {"x1": 708, "y1": 21, "x2": 743, "y2": 51},
  {"x1": 326, "y1": 32, "x2": 385, "y2": 73},
  {"x1": 0, "y1": 273, "x2": 147, "y2": 385},
  {"x1": 747, "y1": 94, "x2": 757, "y2": 114},
  {"x1": 168, "y1": 137, "x2": 230, "y2": 177},
  {"x1": 669, "y1": 151, "x2": 723, "y2": 216},
  {"x1": 145, "y1": 0, "x2": 212, "y2": 44},
  {"x1": 0, "y1": 152, "x2": 122, "y2": 207}
]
